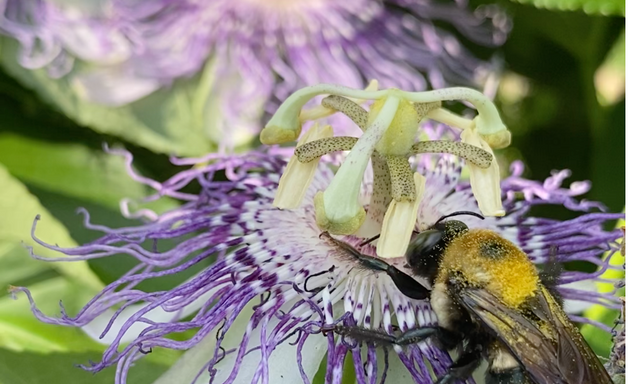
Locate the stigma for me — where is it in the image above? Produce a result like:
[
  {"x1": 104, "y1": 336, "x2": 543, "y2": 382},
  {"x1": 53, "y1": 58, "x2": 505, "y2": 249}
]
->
[{"x1": 264, "y1": 82, "x2": 510, "y2": 258}]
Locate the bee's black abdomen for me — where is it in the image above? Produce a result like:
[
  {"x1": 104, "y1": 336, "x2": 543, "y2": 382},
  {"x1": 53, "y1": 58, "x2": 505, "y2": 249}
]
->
[{"x1": 486, "y1": 369, "x2": 531, "y2": 384}]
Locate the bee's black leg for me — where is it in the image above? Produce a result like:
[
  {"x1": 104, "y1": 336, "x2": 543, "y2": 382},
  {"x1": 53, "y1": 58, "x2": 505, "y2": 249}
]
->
[
  {"x1": 332, "y1": 324, "x2": 461, "y2": 350},
  {"x1": 320, "y1": 232, "x2": 430, "y2": 300},
  {"x1": 383, "y1": 264, "x2": 430, "y2": 300},
  {"x1": 434, "y1": 346, "x2": 483, "y2": 384},
  {"x1": 393, "y1": 327, "x2": 460, "y2": 348},
  {"x1": 329, "y1": 324, "x2": 484, "y2": 383},
  {"x1": 485, "y1": 369, "x2": 529, "y2": 384},
  {"x1": 333, "y1": 325, "x2": 479, "y2": 383}
]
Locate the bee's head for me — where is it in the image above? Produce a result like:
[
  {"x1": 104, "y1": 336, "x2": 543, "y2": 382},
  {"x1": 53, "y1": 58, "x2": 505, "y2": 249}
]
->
[{"x1": 405, "y1": 211, "x2": 484, "y2": 282}]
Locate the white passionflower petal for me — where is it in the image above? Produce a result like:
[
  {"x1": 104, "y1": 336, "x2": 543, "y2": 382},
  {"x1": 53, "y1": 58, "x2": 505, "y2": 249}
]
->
[
  {"x1": 152, "y1": 304, "x2": 257, "y2": 384},
  {"x1": 82, "y1": 286, "x2": 216, "y2": 344},
  {"x1": 210, "y1": 303, "x2": 328, "y2": 383}
]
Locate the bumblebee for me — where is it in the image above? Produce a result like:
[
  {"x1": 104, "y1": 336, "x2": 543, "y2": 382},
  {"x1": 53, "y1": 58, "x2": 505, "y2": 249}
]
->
[{"x1": 322, "y1": 212, "x2": 613, "y2": 384}]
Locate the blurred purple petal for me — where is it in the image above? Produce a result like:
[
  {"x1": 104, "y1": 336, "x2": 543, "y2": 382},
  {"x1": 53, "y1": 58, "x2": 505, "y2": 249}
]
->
[{"x1": 0, "y1": 0, "x2": 510, "y2": 144}]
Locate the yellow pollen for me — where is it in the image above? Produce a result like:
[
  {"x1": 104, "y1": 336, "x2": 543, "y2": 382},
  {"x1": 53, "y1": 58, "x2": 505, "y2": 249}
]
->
[{"x1": 439, "y1": 229, "x2": 539, "y2": 308}]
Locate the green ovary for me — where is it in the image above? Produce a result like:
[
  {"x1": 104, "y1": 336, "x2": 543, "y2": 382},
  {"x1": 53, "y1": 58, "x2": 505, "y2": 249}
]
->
[{"x1": 372, "y1": 100, "x2": 419, "y2": 156}]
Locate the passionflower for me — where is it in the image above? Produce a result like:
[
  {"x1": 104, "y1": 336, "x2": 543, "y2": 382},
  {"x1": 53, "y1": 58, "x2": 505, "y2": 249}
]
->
[
  {"x1": 0, "y1": 0, "x2": 510, "y2": 148},
  {"x1": 13, "y1": 134, "x2": 623, "y2": 383}
]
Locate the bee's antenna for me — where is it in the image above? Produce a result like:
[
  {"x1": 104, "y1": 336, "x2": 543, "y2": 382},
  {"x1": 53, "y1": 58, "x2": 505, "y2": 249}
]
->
[
  {"x1": 359, "y1": 229, "x2": 421, "y2": 247},
  {"x1": 436, "y1": 211, "x2": 485, "y2": 224},
  {"x1": 359, "y1": 234, "x2": 381, "y2": 247}
]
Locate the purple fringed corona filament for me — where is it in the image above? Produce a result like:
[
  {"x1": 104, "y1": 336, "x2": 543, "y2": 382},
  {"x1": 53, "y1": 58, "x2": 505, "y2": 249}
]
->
[
  {"x1": 14, "y1": 139, "x2": 623, "y2": 384},
  {"x1": 0, "y1": 0, "x2": 509, "y2": 143}
]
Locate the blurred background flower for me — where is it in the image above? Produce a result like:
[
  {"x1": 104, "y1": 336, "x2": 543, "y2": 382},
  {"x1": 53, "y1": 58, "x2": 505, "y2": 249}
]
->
[
  {"x1": 0, "y1": 0, "x2": 624, "y2": 383},
  {"x1": 0, "y1": 0, "x2": 509, "y2": 152}
]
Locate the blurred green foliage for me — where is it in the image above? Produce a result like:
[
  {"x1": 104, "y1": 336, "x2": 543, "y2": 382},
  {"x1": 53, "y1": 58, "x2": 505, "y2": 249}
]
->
[
  {"x1": 490, "y1": 3, "x2": 625, "y2": 217},
  {"x1": 0, "y1": 1, "x2": 624, "y2": 384}
]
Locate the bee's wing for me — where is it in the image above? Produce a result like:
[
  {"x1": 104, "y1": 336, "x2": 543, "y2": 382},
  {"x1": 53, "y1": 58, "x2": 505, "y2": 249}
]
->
[
  {"x1": 459, "y1": 287, "x2": 612, "y2": 384},
  {"x1": 533, "y1": 287, "x2": 612, "y2": 384}
]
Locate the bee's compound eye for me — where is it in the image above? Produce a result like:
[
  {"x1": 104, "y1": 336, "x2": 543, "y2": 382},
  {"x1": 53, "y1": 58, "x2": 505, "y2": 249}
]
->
[{"x1": 405, "y1": 229, "x2": 443, "y2": 267}]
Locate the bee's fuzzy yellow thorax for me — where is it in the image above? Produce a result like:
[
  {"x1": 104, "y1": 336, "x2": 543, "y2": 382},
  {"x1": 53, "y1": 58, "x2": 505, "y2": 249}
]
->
[{"x1": 438, "y1": 229, "x2": 539, "y2": 308}]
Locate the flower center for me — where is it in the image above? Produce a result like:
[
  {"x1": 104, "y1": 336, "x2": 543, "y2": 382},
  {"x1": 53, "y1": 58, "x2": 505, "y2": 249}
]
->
[{"x1": 263, "y1": 83, "x2": 510, "y2": 257}]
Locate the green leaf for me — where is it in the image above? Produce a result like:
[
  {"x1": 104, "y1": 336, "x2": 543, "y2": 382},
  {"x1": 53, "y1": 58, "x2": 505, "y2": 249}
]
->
[
  {"x1": 581, "y1": 217, "x2": 625, "y2": 358},
  {"x1": 0, "y1": 278, "x2": 104, "y2": 353},
  {"x1": 580, "y1": 290, "x2": 624, "y2": 358},
  {"x1": 0, "y1": 162, "x2": 102, "y2": 291},
  {"x1": 510, "y1": 0, "x2": 624, "y2": 15},
  {"x1": 0, "y1": 38, "x2": 219, "y2": 157},
  {"x1": 0, "y1": 348, "x2": 168, "y2": 384},
  {"x1": 0, "y1": 164, "x2": 110, "y2": 354},
  {"x1": 0, "y1": 274, "x2": 184, "y2": 365},
  {"x1": 0, "y1": 133, "x2": 179, "y2": 213},
  {"x1": 0, "y1": 243, "x2": 51, "y2": 290},
  {"x1": 341, "y1": 353, "x2": 357, "y2": 384}
]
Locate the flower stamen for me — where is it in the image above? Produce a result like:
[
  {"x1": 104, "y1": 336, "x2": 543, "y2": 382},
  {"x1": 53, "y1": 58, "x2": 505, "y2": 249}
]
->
[
  {"x1": 321, "y1": 96, "x2": 369, "y2": 130},
  {"x1": 298, "y1": 81, "x2": 379, "y2": 126},
  {"x1": 264, "y1": 83, "x2": 511, "y2": 251},
  {"x1": 315, "y1": 96, "x2": 401, "y2": 235},
  {"x1": 461, "y1": 126, "x2": 505, "y2": 216},
  {"x1": 377, "y1": 172, "x2": 426, "y2": 258},
  {"x1": 357, "y1": 153, "x2": 392, "y2": 238},
  {"x1": 274, "y1": 123, "x2": 333, "y2": 209},
  {"x1": 413, "y1": 102, "x2": 442, "y2": 121},
  {"x1": 385, "y1": 155, "x2": 416, "y2": 202},
  {"x1": 410, "y1": 141, "x2": 493, "y2": 168},
  {"x1": 295, "y1": 137, "x2": 358, "y2": 163}
]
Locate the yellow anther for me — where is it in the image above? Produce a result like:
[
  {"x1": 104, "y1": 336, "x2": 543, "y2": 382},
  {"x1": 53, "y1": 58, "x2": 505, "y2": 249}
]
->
[
  {"x1": 461, "y1": 127, "x2": 505, "y2": 217},
  {"x1": 376, "y1": 172, "x2": 426, "y2": 258},
  {"x1": 273, "y1": 123, "x2": 333, "y2": 209}
]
